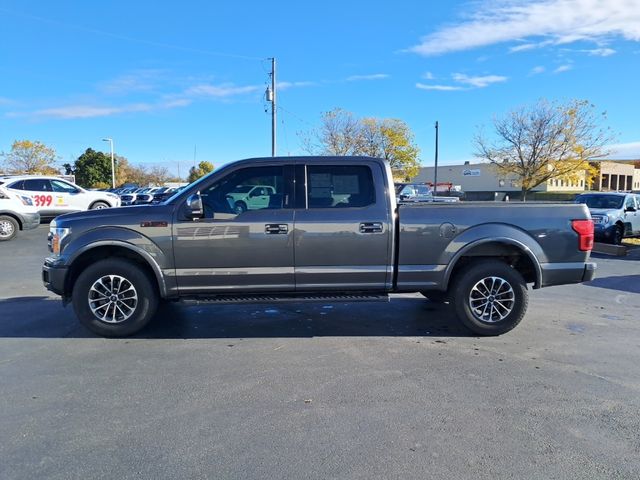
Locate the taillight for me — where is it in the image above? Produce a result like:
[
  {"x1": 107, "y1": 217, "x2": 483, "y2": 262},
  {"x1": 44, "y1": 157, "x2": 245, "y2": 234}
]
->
[{"x1": 572, "y1": 219, "x2": 594, "y2": 252}]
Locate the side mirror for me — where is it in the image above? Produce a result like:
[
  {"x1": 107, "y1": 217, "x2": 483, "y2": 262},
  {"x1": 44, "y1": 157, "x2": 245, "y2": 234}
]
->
[
  {"x1": 185, "y1": 193, "x2": 203, "y2": 219},
  {"x1": 625, "y1": 206, "x2": 636, "y2": 213}
]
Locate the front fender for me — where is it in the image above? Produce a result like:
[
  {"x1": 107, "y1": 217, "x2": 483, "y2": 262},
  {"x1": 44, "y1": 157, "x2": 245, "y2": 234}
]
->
[
  {"x1": 62, "y1": 227, "x2": 169, "y2": 296},
  {"x1": 441, "y1": 223, "x2": 545, "y2": 289}
]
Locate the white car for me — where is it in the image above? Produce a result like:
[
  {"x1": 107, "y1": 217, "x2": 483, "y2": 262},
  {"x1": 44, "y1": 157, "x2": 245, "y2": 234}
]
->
[
  {"x1": 0, "y1": 176, "x2": 120, "y2": 217},
  {"x1": 0, "y1": 185, "x2": 40, "y2": 241}
]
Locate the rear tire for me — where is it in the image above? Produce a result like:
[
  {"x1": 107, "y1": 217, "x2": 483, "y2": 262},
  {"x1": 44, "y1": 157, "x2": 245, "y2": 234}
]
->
[
  {"x1": 90, "y1": 201, "x2": 110, "y2": 210},
  {"x1": 0, "y1": 215, "x2": 19, "y2": 241},
  {"x1": 451, "y1": 260, "x2": 528, "y2": 336},
  {"x1": 72, "y1": 258, "x2": 159, "y2": 337}
]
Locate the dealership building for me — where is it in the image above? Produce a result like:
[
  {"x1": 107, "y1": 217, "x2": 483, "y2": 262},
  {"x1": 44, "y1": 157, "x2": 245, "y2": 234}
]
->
[{"x1": 415, "y1": 160, "x2": 640, "y2": 200}]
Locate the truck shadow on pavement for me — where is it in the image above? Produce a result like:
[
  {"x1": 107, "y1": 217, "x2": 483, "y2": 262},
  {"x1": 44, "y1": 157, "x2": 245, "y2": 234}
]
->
[
  {"x1": 585, "y1": 275, "x2": 640, "y2": 294},
  {"x1": 0, "y1": 296, "x2": 472, "y2": 339}
]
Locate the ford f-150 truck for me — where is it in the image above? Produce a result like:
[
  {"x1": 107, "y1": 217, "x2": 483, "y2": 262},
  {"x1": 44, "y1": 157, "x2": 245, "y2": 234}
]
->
[{"x1": 43, "y1": 156, "x2": 596, "y2": 337}]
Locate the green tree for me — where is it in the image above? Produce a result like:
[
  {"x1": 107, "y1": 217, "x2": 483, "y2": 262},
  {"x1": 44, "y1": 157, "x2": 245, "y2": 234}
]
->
[
  {"x1": 72, "y1": 148, "x2": 113, "y2": 188},
  {"x1": 301, "y1": 108, "x2": 421, "y2": 180},
  {"x1": 187, "y1": 161, "x2": 215, "y2": 183},
  {"x1": 1, "y1": 140, "x2": 60, "y2": 174},
  {"x1": 474, "y1": 99, "x2": 613, "y2": 201}
]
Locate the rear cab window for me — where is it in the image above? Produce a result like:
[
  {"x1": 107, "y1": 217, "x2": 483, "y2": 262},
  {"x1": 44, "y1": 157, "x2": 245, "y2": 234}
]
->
[{"x1": 306, "y1": 165, "x2": 375, "y2": 208}]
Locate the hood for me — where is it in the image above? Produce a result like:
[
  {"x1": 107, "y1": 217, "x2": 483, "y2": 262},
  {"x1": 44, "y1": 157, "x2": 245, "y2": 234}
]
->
[
  {"x1": 53, "y1": 204, "x2": 170, "y2": 227},
  {"x1": 587, "y1": 208, "x2": 618, "y2": 216}
]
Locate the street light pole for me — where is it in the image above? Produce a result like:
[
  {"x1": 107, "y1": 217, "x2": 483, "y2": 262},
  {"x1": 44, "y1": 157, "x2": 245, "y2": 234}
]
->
[
  {"x1": 434, "y1": 121, "x2": 439, "y2": 193},
  {"x1": 102, "y1": 138, "x2": 115, "y2": 188}
]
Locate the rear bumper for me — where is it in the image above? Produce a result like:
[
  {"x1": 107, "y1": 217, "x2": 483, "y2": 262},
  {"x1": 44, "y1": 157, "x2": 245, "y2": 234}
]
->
[
  {"x1": 540, "y1": 261, "x2": 597, "y2": 287},
  {"x1": 42, "y1": 258, "x2": 68, "y2": 296},
  {"x1": 20, "y1": 212, "x2": 41, "y2": 230}
]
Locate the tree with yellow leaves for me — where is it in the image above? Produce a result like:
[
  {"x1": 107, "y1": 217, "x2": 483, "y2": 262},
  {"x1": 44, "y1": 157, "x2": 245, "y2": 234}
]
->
[
  {"x1": 1, "y1": 140, "x2": 60, "y2": 175},
  {"x1": 474, "y1": 100, "x2": 613, "y2": 201},
  {"x1": 302, "y1": 108, "x2": 421, "y2": 181}
]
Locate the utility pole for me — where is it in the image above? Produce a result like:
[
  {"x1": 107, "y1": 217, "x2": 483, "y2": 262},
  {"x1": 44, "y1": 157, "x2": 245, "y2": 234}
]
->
[
  {"x1": 266, "y1": 57, "x2": 277, "y2": 157},
  {"x1": 434, "y1": 121, "x2": 439, "y2": 193}
]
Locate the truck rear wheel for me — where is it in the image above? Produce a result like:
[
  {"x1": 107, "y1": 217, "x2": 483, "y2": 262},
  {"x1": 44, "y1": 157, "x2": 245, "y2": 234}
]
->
[
  {"x1": 451, "y1": 260, "x2": 528, "y2": 336},
  {"x1": 72, "y1": 258, "x2": 159, "y2": 337}
]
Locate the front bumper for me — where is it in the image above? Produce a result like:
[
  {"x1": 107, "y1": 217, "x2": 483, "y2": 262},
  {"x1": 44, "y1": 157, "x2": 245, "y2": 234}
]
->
[
  {"x1": 42, "y1": 257, "x2": 68, "y2": 296},
  {"x1": 540, "y1": 261, "x2": 597, "y2": 287},
  {"x1": 21, "y1": 212, "x2": 41, "y2": 230}
]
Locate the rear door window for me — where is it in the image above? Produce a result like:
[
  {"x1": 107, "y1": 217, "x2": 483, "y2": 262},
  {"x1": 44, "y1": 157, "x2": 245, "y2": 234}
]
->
[
  {"x1": 306, "y1": 165, "x2": 375, "y2": 208},
  {"x1": 23, "y1": 179, "x2": 52, "y2": 192}
]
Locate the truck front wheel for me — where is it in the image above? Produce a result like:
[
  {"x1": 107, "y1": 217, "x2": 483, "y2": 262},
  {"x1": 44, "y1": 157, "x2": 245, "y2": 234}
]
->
[
  {"x1": 451, "y1": 260, "x2": 528, "y2": 336},
  {"x1": 71, "y1": 258, "x2": 159, "y2": 337}
]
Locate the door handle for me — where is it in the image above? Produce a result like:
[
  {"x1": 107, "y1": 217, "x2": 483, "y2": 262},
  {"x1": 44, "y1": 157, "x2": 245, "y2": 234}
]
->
[
  {"x1": 359, "y1": 222, "x2": 383, "y2": 234},
  {"x1": 265, "y1": 224, "x2": 288, "y2": 234}
]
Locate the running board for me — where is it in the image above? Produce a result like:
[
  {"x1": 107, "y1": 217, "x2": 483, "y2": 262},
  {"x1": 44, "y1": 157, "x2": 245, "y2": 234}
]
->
[{"x1": 180, "y1": 292, "x2": 389, "y2": 305}]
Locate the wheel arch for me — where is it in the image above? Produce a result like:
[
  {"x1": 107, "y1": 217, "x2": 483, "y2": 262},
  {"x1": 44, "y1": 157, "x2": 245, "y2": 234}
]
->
[
  {"x1": 443, "y1": 237, "x2": 542, "y2": 290},
  {"x1": 0, "y1": 212, "x2": 23, "y2": 230},
  {"x1": 65, "y1": 242, "x2": 167, "y2": 298}
]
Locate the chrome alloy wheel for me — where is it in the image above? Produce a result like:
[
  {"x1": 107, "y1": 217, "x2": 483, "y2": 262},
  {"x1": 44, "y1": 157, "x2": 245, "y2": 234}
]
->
[
  {"x1": 88, "y1": 275, "x2": 138, "y2": 323},
  {"x1": 0, "y1": 219, "x2": 15, "y2": 237},
  {"x1": 468, "y1": 276, "x2": 515, "y2": 323}
]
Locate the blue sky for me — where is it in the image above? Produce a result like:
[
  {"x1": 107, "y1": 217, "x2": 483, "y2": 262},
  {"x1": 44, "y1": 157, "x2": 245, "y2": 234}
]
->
[{"x1": 1, "y1": 0, "x2": 640, "y2": 176}]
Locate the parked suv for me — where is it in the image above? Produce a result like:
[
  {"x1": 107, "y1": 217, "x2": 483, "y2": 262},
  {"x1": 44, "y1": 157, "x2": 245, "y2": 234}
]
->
[
  {"x1": 575, "y1": 192, "x2": 640, "y2": 244},
  {"x1": 0, "y1": 185, "x2": 40, "y2": 241},
  {"x1": 1, "y1": 176, "x2": 120, "y2": 217}
]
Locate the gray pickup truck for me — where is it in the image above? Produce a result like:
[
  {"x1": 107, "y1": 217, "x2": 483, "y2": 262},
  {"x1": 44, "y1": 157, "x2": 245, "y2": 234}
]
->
[{"x1": 43, "y1": 156, "x2": 596, "y2": 337}]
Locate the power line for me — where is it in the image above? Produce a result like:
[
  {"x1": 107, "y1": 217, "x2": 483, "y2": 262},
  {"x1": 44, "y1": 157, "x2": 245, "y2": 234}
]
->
[{"x1": 0, "y1": 8, "x2": 266, "y2": 61}]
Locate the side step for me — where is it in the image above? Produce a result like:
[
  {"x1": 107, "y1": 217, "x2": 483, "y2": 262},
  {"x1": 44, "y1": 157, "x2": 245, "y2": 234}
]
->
[{"x1": 181, "y1": 292, "x2": 390, "y2": 305}]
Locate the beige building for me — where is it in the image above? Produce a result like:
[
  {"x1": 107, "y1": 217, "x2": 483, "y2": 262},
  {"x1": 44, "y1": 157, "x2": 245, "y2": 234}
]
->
[
  {"x1": 592, "y1": 161, "x2": 637, "y2": 191},
  {"x1": 416, "y1": 162, "x2": 586, "y2": 195}
]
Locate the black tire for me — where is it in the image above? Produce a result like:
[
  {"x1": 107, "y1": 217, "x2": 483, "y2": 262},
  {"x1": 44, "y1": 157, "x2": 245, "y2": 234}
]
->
[
  {"x1": 451, "y1": 260, "x2": 528, "y2": 336},
  {"x1": 234, "y1": 201, "x2": 247, "y2": 215},
  {"x1": 90, "y1": 201, "x2": 110, "y2": 210},
  {"x1": 72, "y1": 258, "x2": 159, "y2": 337},
  {"x1": 0, "y1": 215, "x2": 19, "y2": 241},
  {"x1": 611, "y1": 224, "x2": 623, "y2": 245},
  {"x1": 420, "y1": 291, "x2": 449, "y2": 303}
]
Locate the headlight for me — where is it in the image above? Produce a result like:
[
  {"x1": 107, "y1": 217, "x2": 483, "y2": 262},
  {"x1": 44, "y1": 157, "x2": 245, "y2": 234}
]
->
[
  {"x1": 49, "y1": 225, "x2": 71, "y2": 256},
  {"x1": 20, "y1": 195, "x2": 34, "y2": 206},
  {"x1": 107, "y1": 193, "x2": 119, "y2": 199}
]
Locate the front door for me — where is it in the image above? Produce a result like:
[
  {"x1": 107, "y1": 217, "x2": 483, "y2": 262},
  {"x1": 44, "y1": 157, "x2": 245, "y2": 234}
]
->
[
  {"x1": 172, "y1": 164, "x2": 295, "y2": 294},
  {"x1": 293, "y1": 162, "x2": 392, "y2": 291}
]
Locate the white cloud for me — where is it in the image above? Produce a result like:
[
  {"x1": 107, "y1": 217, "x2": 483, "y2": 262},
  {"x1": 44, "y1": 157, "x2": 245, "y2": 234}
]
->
[
  {"x1": 553, "y1": 64, "x2": 573, "y2": 73},
  {"x1": 585, "y1": 47, "x2": 616, "y2": 56},
  {"x1": 530, "y1": 66, "x2": 546, "y2": 75},
  {"x1": 9, "y1": 98, "x2": 192, "y2": 120},
  {"x1": 98, "y1": 69, "x2": 165, "y2": 95},
  {"x1": 409, "y1": 0, "x2": 640, "y2": 56},
  {"x1": 276, "y1": 81, "x2": 318, "y2": 90},
  {"x1": 346, "y1": 73, "x2": 390, "y2": 81},
  {"x1": 416, "y1": 83, "x2": 464, "y2": 91},
  {"x1": 452, "y1": 73, "x2": 508, "y2": 87},
  {"x1": 0, "y1": 97, "x2": 13, "y2": 106},
  {"x1": 422, "y1": 71, "x2": 435, "y2": 80},
  {"x1": 606, "y1": 141, "x2": 640, "y2": 159},
  {"x1": 185, "y1": 83, "x2": 260, "y2": 97}
]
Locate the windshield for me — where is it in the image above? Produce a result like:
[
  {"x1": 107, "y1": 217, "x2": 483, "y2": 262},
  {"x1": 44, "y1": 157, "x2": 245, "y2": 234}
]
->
[
  {"x1": 575, "y1": 194, "x2": 624, "y2": 209},
  {"x1": 394, "y1": 184, "x2": 406, "y2": 194},
  {"x1": 231, "y1": 186, "x2": 253, "y2": 193}
]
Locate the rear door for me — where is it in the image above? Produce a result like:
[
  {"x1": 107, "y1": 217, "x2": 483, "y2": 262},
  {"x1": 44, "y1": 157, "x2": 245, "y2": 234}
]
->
[
  {"x1": 172, "y1": 164, "x2": 296, "y2": 293},
  {"x1": 293, "y1": 161, "x2": 393, "y2": 291},
  {"x1": 12, "y1": 179, "x2": 60, "y2": 216}
]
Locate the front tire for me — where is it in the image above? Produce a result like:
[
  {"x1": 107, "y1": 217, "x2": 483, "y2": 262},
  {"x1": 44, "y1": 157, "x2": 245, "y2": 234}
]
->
[
  {"x1": 611, "y1": 224, "x2": 623, "y2": 245},
  {"x1": 0, "y1": 215, "x2": 19, "y2": 241},
  {"x1": 451, "y1": 260, "x2": 528, "y2": 336},
  {"x1": 234, "y1": 201, "x2": 247, "y2": 215},
  {"x1": 72, "y1": 258, "x2": 159, "y2": 337}
]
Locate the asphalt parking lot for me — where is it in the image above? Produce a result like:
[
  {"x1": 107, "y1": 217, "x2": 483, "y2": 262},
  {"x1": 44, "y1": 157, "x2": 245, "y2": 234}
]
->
[{"x1": 1, "y1": 225, "x2": 639, "y2": 479}]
